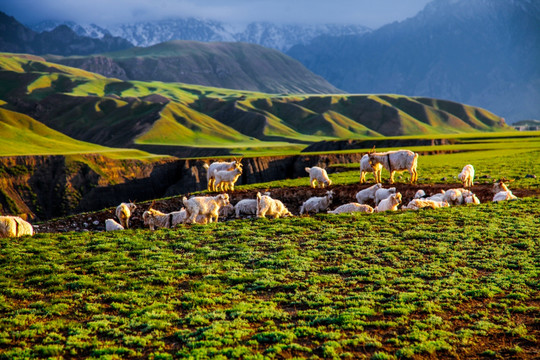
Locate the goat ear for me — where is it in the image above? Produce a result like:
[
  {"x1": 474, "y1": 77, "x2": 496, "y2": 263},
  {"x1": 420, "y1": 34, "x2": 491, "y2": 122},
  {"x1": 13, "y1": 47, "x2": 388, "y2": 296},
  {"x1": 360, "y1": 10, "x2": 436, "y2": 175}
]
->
[{"x1": 370, "y1": 145, "x2": 376, "y2": 154}]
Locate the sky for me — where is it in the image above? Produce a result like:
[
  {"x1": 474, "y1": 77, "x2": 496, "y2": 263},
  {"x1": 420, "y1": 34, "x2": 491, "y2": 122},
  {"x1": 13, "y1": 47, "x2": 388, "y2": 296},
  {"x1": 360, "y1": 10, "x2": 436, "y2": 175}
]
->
[{"x1": 1, "y1": 0, "x2": 432, "y2": 28}]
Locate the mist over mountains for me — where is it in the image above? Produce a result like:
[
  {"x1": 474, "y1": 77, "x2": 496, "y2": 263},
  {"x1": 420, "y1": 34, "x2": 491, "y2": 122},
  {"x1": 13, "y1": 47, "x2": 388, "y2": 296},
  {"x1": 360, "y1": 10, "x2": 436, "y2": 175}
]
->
[
  {"x1": 287, "y1": 0, "x2": 540, "y2": 121},
  {"x1": 29, "y1": 18, "x2": 370, "y2": 52}
]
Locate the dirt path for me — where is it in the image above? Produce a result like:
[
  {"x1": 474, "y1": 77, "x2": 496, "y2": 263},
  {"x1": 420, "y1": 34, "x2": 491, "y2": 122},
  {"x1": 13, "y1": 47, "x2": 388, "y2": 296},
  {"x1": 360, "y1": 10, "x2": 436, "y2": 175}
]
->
[{"x1": 34, "y1": 183, "x2": 539, "y2": 234}]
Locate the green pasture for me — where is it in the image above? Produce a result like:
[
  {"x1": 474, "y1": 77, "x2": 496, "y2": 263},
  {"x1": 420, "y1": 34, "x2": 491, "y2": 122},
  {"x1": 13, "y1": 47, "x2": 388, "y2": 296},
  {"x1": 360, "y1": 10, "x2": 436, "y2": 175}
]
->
[{"x1": 1, "y1": 199, "x2": 538, "y2": 359}]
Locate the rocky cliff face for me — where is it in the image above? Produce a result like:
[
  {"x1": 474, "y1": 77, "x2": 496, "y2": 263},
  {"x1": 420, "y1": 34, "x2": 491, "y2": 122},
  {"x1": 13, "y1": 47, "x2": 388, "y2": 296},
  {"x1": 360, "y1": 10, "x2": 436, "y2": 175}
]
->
[{"x1": 0, "y1": 153, "x2": 363, "y2": 221}]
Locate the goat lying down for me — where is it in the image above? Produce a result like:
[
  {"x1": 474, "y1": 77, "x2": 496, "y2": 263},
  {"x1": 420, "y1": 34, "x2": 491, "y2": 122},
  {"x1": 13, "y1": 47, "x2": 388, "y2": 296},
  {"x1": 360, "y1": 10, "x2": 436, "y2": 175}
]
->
[
  {"x1": 105, "y1": 219, "x2": 124, "y2": 231},
  {"x1": 257, "y1": 192, "x2": 292, "y2": 218},
  {"x1": 0, "y1": 216, "x2": 33, "y2": 238},
  {"x1": 328, "y1": 203, "x2": 374, "y2": 214},
  {"x1": 300, "y1": 191, "x2": 333, "y2": 214},
  {"x1": 375, "y1": 193, "x2": 402, "y2": 212}
]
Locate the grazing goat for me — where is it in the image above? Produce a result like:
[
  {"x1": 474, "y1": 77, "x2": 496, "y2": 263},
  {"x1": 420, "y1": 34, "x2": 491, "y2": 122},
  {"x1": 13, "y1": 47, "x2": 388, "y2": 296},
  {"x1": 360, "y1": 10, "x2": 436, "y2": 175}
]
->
[
  {"x1": 256, "y1": 192, "x2": 292, "y2": 218},
  {"x1": 203, "y1": 159, "x2": 242, "y2": 191},
  {"x1": 375, "y1": 193, "x2": 402, "y2": 212},
  {"x1": 404, "y1": 199, "x2": 449, "y2": 210},
  {"x1": 235, "y1": 199, "x2": 258, "y2": 218},
  {"x1": 182, "y1": 194, "x2": 230, "y2": 224},
  {"x1": 492, "y1": 180, "x2": 517, "y2": 202},
  {"x1": 355, "y1": 183, "x2": 382, "y2": 204},
  {"x1": 105, "y1": 219, "x2": 124, "y2": 231},
  {"x1": 116, "y1": 202, "x2": 136, "y2": 229},
  {"x1": 305, "y1": 166, "x2": 332, "y2": 188},
  {"x1": 300, "y1": 191, "x2": 333, "y2": 214},
  {"x1": 458, "y1": 164, "x2": 475, "y2": 187},
  {"x1": 214, "y1": 163, "x2": 243, "y2": 191},
  {"x1": 375, "y1": 187, "x2": 397, "y2": 206},
  {"x1": 328, "y1": 203, "x2": 374, "y2": 214},
  {"x1": 368, "y1": 149, "x2": 418, "y2": 184},
  {"x1": 219, "y1": 204, "x2": 235, "y2": 218},
  {"x1": 143, "y1": 208, "x2": 191, "y2": 230},
  {"x1": 360, "y1": 154, "x2": 382, "y2": 183},
  {"x1": 0, "y1": 216, "x2": 33, "y2": 238}
]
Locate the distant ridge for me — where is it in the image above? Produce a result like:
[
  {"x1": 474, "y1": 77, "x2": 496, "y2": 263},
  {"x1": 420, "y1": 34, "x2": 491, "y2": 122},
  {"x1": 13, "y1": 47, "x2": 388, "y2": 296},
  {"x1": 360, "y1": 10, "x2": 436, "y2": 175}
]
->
[
  {"x1": 0, "y1": 11, "x2": 132, "y2": 56},
  {"x1": 30, "y1": 18, "x2": 370, "y2": 52},
  {"x1": 287, "y1": 0, "x2": 540, "y2": 121},
  {"x1": 44, "y1": 40, "x2": 343, "y2": 95}
]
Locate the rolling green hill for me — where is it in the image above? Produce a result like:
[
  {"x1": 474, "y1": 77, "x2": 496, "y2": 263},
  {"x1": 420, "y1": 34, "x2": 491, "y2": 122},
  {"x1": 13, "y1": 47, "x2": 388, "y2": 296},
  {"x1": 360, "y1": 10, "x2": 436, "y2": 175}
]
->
[
  {"x1": 44, "y1": 40, "x2": 343, "y2": 94},
  {"x1": 0, "y1": 53, "x2": 512, "y2": 157}
]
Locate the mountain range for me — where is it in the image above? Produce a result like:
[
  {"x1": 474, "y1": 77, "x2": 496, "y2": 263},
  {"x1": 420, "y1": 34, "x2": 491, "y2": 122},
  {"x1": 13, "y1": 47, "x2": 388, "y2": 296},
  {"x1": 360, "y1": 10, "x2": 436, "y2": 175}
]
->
[
  {"x1": 44, "y1": 41, "x2": 342, "y2": 94},
  {"x1": 29, "y1": 18, "x2": 371, "y2": 52},
  {"x1": 0, "y1": 12, "x2": 132, "y2": 56},
  {"x1": 287, "y1": 0, "x2": 540, "y2": 121}
]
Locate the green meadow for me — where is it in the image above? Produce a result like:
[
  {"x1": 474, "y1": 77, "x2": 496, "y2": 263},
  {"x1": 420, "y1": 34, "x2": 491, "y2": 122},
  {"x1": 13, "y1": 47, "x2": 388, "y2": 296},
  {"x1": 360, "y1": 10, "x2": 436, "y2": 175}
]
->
[
  {"x1": 0, "y1": 199, "x2": 538, "y2": 359},
  {"x1": 1, "y1": 132, "x2": 539, "y2": 359}
]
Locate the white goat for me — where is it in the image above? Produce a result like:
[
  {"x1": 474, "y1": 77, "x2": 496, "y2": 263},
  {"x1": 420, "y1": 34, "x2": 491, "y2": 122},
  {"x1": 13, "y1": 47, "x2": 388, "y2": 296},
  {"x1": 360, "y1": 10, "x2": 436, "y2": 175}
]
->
[
  {"x1": 300, "y1": 191, "x2": 333, "y2": 214},
  {"x1": 360, "y1": 154, "x2": 383, "y2": 183},
  {"x1": 182, "y1": 194, "x2": 230, "y2": 224},
  {"x1": 375, "y1": 187, "x2": 397, "y2": 206},
  {"x1": 0, "y1": 216, "x2": 34, "y2": 238},
  {"x1": 235, "y1": 199, "x2": 258, "y2": 218},
  {"x1": 256, "y1": 192, "x2": 292, "y2": 218},
  {"x1": 375, "y1": 193, "x2": 402, "y2": 212},
  {"x1": 464, "y1": 194, "x2": 481, "y2": 204},
  {"x1": 143, "y1": 208, "x2": 190, "y2": 230},
  {"x1": 214, "y1": 163, "x2": 243, "y2": 191},
  {"x1": 203, "y1": 159, "x2": 242, "y2": 191},
  {"x1": 105, "y1": 219, "x2": 124, "y2": 231},
  {"x1": 442, "y1": 189, "x2": 464, "y2": 205},
  {"x1": 219, "y1": 203, "x2": 235, "y2": 218},
  {"x1": 426, "y1": 190, "x2": 446, "y2": 202},
  {"x1": 492, "y1": 181, "x2": 517, "y2": 202},
  {"x1": 355, "y1": 183, "x2": 382, "y2": 204},
  {"x1": 116, "y1": 202, "x2": 136, "y2": 229},
  {"x1": 414, "y1": 189, "x2": 427, "y2": 199},
  {"x1": 305, "y1": 166, "x2": 332, "y2": 188},
  {"x1": 458, "y1": 164, "x2": 475, "y2": 187},
  {"x1": 368, "y1": 149, "x2": 418, "y2": 184},
  {"x1": 328, "y1": 203, "x2": 374, "y2": 214},
  {"x1": 404, "y1": 199, "x2": 449, "y2": 210}
]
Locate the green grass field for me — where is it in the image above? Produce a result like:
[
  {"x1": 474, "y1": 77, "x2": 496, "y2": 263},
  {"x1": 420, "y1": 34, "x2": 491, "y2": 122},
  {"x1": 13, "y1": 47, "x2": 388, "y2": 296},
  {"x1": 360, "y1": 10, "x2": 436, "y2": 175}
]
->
[
  {"x1": 0, "y1": 199, "x2": 538, "y2": 359},
  {"x1": 1, "y1": 134, "x2": 540, "y2": 359}
]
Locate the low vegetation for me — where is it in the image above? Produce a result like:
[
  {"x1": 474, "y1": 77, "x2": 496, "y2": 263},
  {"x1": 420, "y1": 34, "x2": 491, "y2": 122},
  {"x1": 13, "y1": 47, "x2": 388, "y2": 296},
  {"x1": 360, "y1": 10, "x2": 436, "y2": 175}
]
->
[{"x1": 0, "y1": 199, "x2": 538, "y2": 359}]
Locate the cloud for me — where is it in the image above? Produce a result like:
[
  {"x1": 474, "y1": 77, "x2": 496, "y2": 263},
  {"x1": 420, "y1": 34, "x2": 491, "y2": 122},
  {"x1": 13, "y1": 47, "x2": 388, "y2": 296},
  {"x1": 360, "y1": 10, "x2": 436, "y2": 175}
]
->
[{"x1": 1, "y1": 0, "x2": 431, "y2": 28}]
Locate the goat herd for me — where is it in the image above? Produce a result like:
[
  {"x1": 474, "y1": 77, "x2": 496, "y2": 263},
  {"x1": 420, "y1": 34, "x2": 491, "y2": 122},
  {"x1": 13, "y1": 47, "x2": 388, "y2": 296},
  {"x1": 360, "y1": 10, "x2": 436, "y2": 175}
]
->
[{"x1": 0, "y1": 150, "x2": 520, "y2": 238}]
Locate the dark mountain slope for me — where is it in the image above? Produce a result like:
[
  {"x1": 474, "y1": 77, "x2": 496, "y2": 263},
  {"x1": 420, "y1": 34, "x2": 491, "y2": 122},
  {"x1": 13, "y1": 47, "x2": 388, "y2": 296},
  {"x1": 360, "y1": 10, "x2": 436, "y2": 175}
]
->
[
  {"x1": 45, "y1": 40, "x2": 343, "y2": 94},
  {"x1": 0, "y1": 11, "x2": 133, "y2": 56},
  {"x1": 287, "y1": 0, "x2": 540, "y2": 121}
]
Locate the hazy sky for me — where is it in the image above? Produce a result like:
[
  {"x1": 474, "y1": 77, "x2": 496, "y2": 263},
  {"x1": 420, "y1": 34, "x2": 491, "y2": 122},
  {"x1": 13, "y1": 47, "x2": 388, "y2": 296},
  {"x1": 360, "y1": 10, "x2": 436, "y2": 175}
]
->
[{"x1": 2, "y1": 0, "x2": 432, "y2": 28}]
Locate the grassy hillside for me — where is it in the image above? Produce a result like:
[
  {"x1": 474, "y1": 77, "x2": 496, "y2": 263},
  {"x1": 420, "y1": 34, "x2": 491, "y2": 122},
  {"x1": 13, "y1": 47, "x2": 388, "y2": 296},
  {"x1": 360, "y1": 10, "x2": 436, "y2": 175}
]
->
[
  {"x1": 44, "y1": 40, "x2": 343, "y2": 94},
  {"x1": 0, "y1": 53, "x2": 512, "y2": 157},
  {"x1": 0, "y1": 107, "x2": 155, "y2": 159}
]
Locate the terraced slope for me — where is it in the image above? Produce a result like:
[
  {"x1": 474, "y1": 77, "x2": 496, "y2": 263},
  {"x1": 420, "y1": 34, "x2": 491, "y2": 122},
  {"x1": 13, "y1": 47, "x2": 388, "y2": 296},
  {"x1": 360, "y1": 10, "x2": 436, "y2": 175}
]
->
[{"x1": 0, "y1": 53, "x2": 511, "y2": 156}]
